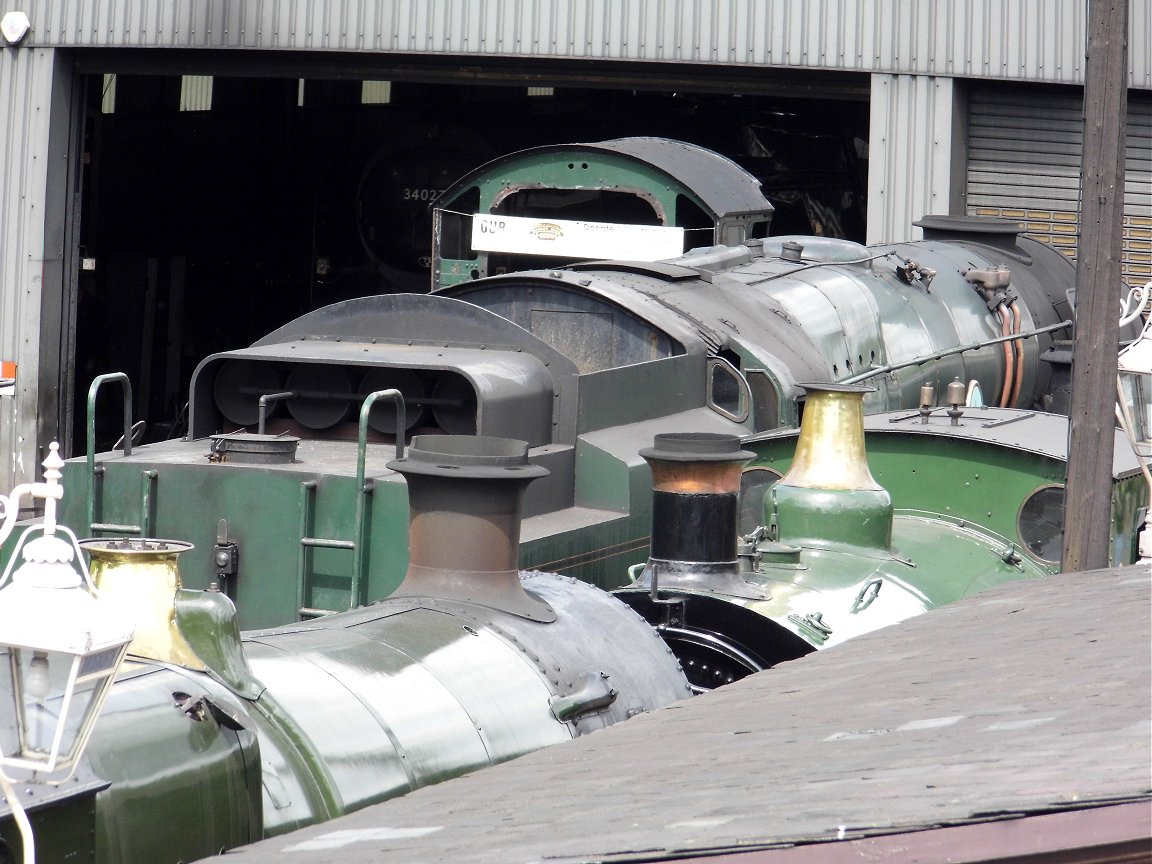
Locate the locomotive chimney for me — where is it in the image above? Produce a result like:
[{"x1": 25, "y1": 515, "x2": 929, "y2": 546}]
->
[
  {"x1": 386, "y1": 435, "x2": 555, "y2": 622},
  {"x1": 637, "y1": 432, "x2": 755, "y2": 592},
  {"x1": 81, "y1": 538, "x2": 206, "y2": 669},
  {"x1": 768, "y1": 383, "x2": 893, "y2": 553}
]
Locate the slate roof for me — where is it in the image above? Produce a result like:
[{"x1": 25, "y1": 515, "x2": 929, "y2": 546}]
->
[{"x1": 211, "y1": 565, "x2": 1152, "y2": 863}]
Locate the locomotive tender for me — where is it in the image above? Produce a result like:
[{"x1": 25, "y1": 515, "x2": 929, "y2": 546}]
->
[{"x1": 54, "y1": 214, "x2": 1119, "y2": 632}]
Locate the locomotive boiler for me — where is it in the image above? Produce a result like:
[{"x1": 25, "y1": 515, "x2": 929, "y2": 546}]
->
[
  {"x1": 0, "y1": 435, "x2": 688, "y2": 863},
  {"x1": 614, "y1": 383, "x2": 1148, "y2": 692},
  {"x1": 46, "y1": 214, "x2": 1137, "y2": 634}
]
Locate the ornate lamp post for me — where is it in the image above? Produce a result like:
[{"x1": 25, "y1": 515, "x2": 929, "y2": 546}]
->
[
  {"x1": 0, "y1": 444, "x2": 133, "y2": 863},
  {"x1": 1116, "y1": 293, "x2": 1152, "y2": 562}
]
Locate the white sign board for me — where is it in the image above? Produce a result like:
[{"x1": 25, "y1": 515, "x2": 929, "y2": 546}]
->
[{"x1": 470, "y1": 214, "x2": 684, "y2": 261}]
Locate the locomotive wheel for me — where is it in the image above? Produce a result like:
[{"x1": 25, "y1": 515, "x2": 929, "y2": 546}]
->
[{"x1": 657, "y1": 625, "x2": 766, "y2": 694}]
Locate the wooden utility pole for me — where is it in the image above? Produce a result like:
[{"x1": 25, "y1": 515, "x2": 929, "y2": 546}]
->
[{"x1": 1061, "y1": 0, "x2": 1129, "y2": 572}]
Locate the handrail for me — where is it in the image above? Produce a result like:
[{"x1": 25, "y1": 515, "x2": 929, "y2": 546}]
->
[
  {"x1": 840, "y1": 319, "x2": 1072, "y2": 385},
  {"x1": 349, "y1": 389, "x2": 406, "y2": 608},
  {"x1": 297, "y1": 389, "x2": 408, "y2": 617},
  {"x1": 85, "y1": 373, "x2": 134, "y2": 536}
]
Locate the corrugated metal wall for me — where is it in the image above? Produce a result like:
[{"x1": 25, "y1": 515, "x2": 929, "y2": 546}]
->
[
  {"x1": 967, "y1": 88, "x2": 1152, "y2": 288},
  {"x1": 13, "y1": 0, "x2": 1150, "y2": 88},
  {"x1": 866, "y1": 74, "x2": 961, "y2": 245},
  {"x1": 1, "y1": 1, "x2": 1149, "y2": 491},
  {"x1": 0, "y1": 47, "x2": 57, "y2": 491}
]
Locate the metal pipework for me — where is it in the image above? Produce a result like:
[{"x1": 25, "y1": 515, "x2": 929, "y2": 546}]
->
[
  {"x1": 256, "y1": 391, "x2": 295, "y2": 435},
  {"x1": 841, "y1": 319, "x2": 1073, "y2": 385}
]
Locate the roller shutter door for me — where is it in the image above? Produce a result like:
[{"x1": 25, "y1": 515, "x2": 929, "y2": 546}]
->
[{"x1": 967, "y1": 85, "x2": 1151, "y2": 288}]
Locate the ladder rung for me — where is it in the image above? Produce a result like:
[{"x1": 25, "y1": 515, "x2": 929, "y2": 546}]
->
[
  {"x1": 90, "y1": 522, "x2": 143, "y2": 534},
  {"x1": 301, "y1": 537, "x2": 355, "y2": 550}
]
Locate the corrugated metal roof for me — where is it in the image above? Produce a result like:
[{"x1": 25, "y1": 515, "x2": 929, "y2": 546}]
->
[
  {"x1": 965, "y1": 87, "x2": 1152, "y2": 288},
  {"x1": 13, "y1": 0, "x2": 1150, "y2": 89}
]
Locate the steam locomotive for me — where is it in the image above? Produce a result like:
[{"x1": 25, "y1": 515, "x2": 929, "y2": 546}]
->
[
  {"x1": 51, "y1": 214, "x2": 1133, "y2": 635},
  {"x1": 3, "y1": 378, "x2": 1143, "y2": 863},
  {"x1": 1, "y1": 434, "x2": 691, "y2": 863},
  {"x1": 614, "y1": 385, "x2": 1146, "y2": 691},
  {"x1": 6, "y1": 285, "x2": 1148, "y2": 861},
  {"x1": 2, "y1": 133, "x2": 1148, "y2": 862}
]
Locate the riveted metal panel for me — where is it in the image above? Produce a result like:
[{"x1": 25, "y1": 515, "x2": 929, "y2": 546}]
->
[{"x1": 12, "y1": 1, "x2": 1149, "y2": 87}]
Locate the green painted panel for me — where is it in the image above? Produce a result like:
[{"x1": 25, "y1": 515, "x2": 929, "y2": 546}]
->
[
  {"x1": 576, "y1": 354, "x2": 706, "y2": 433},
  {"x1": 474, "y1": 152, "x2": 688, "y2": 214},
  {"x1": 59, "y1": 460, "x2": 410, "y2": 630},
  {"x1": 864, "y1": 432, "x2": 1064, "y2": 562},
  {"x1": 744, "y1": 424, "x2": 1144, "y2": 568},
  {"x1": 84, "y1": 664, "x2": 262, "y2": 862},
  {"x1": 520, "y1": 514, "x2": 646, "y2": 590}
]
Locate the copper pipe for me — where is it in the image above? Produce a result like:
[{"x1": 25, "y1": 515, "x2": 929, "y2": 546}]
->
[
  {"x1": 1008, "y1": 300, "x2": 1025, "y2": 407},
  {"x1": 997, "y1": 307, "x2": 1014, "y2": 408}
]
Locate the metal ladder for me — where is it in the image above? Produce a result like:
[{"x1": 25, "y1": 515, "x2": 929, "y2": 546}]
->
[
  {"x1": 296, "y1": 389, "x2": 406, "y2": 618},
  {"x1": 84, "y1": 375, "x2": 408, "y2": 619},
  {"x1": 85, "y1": 373, "x2": 155, "y2": 539}
]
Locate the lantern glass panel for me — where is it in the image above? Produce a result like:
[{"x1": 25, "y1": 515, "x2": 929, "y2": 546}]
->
[
  {"x1": 0, "y1": 648, "x2": 18, "y2": 762},
  {"x1": 1119, "y1": 370, "x2": 1152, "y2": 454},
  {"x1": 0, "y1": 643, "x2": 124, "y2": 780}
]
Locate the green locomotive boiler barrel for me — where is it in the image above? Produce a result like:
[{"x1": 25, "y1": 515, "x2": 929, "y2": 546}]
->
[
  {"x1": 241, "y1": 568, "x2": 689, "y2": 836},
  {"x1": 613, "y1": 386, "x2": 1083, "y2": 692},
  {"x1": 81, "y1": 661, "x2": 263, "y2": 862},
  {"x1": 45, "y1": 435, "x2": 690, "y2": 862}
]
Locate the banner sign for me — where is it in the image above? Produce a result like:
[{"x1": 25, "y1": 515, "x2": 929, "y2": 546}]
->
[{"x1": 470, "y1": 214, "x2": 684, "y2": 261}]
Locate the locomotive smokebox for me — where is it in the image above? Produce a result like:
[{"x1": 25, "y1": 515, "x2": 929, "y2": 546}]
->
[{"x1": 387, "y1": 435, "x2": 556, "y2": 622}]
